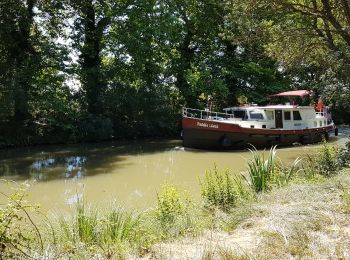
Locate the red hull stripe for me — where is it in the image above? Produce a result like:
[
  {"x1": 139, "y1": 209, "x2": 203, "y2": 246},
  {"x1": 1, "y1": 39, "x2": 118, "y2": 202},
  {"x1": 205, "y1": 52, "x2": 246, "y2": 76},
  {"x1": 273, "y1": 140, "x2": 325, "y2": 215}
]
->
[{"x1": 182, "y1": 117, "x2": 335, "y2": 135}]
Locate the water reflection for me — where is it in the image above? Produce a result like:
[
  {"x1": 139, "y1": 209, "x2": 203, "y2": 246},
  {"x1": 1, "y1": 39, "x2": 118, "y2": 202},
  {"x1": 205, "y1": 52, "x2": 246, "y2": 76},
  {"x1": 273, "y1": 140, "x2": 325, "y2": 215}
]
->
[
  {"x1": 0, "y1": 140, "x2": 181, "y2": 182},
  {"x1": 30, "y1": 156, "x2": 87, "y2": 181}
]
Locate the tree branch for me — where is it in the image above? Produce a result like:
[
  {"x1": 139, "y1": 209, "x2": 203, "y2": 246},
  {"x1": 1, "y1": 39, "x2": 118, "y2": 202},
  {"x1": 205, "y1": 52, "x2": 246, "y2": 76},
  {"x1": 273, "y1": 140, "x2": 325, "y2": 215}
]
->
[
  {"x1": 320, "y1": 0, "x2": 350, "y2": 46},
  {"x1": 341, "y1": 0, "x2": 350, "y2": 28}
]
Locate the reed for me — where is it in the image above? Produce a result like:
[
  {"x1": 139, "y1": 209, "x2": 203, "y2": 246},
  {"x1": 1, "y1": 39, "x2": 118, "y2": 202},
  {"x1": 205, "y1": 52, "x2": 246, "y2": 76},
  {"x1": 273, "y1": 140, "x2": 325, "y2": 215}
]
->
[{"x1": 247, "y1": 146, "x2": 277, "y2": 192}]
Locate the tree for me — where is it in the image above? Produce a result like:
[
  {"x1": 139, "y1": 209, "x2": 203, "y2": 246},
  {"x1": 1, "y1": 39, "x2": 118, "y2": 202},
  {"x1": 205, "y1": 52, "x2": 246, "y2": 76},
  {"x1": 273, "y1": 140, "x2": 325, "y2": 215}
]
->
[
  {"x1": 65, "y1": 0, "x2": 114, "y2": 115},
  {"x1": 0, "y1": 0, "x2": 40, "y2": 121}
]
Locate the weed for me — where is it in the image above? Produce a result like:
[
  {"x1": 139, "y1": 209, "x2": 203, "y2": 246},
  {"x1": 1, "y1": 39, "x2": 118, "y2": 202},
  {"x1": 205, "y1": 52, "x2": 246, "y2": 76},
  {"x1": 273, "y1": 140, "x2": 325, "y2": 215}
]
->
[
  {"x1": 300, "y1": 154, "x2": 319, "y2": 179},
  {"x1": 272, "y1": 157, "x2": 303, "y2": 187},
  {"x1": 317, "y1": 140, "x2": 340, "y2": 176},
  {"x1": 337, "y1": 138, "x2": 350, "y2": 168},
  {"x1": 299, "y1": 141, "x2": 342, "y2": 179},
  {"x1": 339, "y1": 185, "x2": 350, "y2": 213},
  {"x1": 0, "y1": 181, "x2": 43, "y2": 259},
  {"x1": 200, "y1": 166, "x2": 238, "y2": 212},
  {"x1": 156, "y1": 184, "x2": 191, "y2": 225}
]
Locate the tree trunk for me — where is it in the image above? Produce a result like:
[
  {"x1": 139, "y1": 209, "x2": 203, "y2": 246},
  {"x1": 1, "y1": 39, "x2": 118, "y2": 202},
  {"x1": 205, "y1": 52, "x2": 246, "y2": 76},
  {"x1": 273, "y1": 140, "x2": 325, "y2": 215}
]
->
[{"x1": 80, "y1": 1, "x2": 109, "y2": 115}]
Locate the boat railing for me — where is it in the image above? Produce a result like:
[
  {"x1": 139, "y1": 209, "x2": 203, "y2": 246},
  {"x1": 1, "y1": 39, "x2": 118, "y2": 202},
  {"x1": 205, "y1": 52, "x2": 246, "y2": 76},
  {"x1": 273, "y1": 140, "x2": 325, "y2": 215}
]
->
[{"x1": 183, "y1": 108, "x2": 232, "y2": 120}]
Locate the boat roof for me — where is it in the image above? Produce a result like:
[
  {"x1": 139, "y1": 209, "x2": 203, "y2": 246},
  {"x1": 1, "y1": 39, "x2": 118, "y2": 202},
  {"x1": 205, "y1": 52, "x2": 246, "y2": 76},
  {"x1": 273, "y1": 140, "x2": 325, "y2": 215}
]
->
[
  {"x1": 270, "y1": 90, "x2": 310, "y2": 97},
  {"x1": 224, "y1": 105, "x2": 313, "y2": 110}
]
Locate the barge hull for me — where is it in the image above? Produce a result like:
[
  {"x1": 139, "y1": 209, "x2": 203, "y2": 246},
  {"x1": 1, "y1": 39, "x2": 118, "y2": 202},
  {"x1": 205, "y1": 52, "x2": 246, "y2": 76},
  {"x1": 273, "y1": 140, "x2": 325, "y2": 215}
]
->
[{"x1": 182, "y1": 117, "x2": 335, "y2": 150}]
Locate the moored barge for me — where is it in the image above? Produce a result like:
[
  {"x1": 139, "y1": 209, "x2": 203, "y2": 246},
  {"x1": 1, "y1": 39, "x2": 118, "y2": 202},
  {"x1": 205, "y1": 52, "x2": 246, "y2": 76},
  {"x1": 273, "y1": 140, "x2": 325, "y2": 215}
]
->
[{"x1": 182, "y1": 91, "x2": 337, "y2": 149}]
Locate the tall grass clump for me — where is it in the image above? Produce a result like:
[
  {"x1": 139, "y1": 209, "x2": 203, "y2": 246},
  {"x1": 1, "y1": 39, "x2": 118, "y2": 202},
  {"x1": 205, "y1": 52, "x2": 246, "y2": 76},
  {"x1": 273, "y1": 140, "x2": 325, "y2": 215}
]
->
[
  {"x1": 59, "y1": 199, "x2": 99, "y2": 244},
  {"x1": 200, "y1": 165, "x2": 252, "y2": 212},
  {"x1": 247, "y1": 146, "x2": 277, "y2": 192},
  {"x1": 76, "y1": 202, "x2": 99, "y2": 243},
  {"x1": 104, "y1": 207, "x2": 140, "y2": 243}
]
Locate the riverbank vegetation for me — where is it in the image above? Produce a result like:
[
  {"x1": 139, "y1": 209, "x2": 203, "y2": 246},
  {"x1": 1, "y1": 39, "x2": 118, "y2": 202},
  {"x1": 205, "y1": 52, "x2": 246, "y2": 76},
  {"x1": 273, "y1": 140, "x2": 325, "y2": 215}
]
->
[
  {"x1": 1, "y1": 1, "x2": 350, "y2": 147},
  {"x1": 1, "y1": 140, "x2": 350, "y2": 259}
]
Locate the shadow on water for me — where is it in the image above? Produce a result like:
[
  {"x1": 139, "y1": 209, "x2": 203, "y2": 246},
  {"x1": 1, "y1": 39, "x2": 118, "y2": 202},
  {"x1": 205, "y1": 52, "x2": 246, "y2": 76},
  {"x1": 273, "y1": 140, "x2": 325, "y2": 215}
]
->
[{"x1": 0, "y1": 139, "x2": 182, "y2": 182}]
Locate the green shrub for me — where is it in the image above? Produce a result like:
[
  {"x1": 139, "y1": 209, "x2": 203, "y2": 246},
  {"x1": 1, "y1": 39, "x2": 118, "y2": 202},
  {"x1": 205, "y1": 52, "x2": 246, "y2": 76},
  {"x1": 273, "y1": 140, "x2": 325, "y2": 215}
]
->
[
  {"x1": 200, "y1": 166, "x2": 252, "y2": 212},
  {"x1": 247, "y1": 146, "x2": 277, "y2": 192},
  {"x1": 156, "y1": 185, "x2": 191, "y2": 225},
  {"x1": 0, "y1": 182, "x2": 43, "y2": 259},
  {"x1": 317, "y1": 140, "x2": 340, "y2": 176},
  {"x1": 200, "y1": 166, "x2": 236, "y2": 212},
  {"x1": 154, "y1": 185, "x2": 200, "y2": 239},
  {"x1": 337, "y1": 139, "x2": 350, "y2": 168}
]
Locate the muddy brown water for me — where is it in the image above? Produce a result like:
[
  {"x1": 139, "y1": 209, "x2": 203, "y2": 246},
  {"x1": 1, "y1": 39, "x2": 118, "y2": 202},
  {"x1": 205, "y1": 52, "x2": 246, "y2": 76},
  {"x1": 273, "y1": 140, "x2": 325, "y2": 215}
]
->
[{"x1": 0, "y1": 131, "x2": 348, "y2": 214}]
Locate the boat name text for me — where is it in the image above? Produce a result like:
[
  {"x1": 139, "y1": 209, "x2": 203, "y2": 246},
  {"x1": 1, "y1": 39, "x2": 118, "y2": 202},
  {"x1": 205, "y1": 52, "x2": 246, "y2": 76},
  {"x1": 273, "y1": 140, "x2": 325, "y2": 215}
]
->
[{"x1": 197, "y1": 122, "x2": 219, "y2": 129}]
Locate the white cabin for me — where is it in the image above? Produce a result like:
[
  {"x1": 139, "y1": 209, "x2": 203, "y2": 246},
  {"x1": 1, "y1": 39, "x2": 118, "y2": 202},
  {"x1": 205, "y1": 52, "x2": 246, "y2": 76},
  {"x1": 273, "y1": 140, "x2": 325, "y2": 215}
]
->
[{"x1": 222, "y1": 105, "x2": 331, "y2": 130}]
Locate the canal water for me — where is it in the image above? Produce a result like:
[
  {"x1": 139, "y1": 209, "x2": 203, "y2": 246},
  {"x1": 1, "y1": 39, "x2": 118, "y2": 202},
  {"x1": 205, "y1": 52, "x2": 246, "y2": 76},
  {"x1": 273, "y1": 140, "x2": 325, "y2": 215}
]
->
[{"x1": 0, "y1": 131, "x2": 348, "y2": 213}]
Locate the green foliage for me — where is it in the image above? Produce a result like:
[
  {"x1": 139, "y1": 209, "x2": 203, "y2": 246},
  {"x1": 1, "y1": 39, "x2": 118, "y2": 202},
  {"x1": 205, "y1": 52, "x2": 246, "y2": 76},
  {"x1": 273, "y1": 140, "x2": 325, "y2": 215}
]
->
[
  {"x1": 299, "y1": 141, "x2": 344, "y2": 179},
  {"x1": 247, "y1": 146, "x2": 277, "y2": 192},
  {"x1": 156, "y1": 185, "x2": 191, "y2": 225},
  {"x1": 1, "y1": 0, "x2": 349, "y2": 146},
  {"x1": 338, "y1": 139, "x2": 350, "y2": 168},
  {"x1": 317, "y1": 140, "x2": 340, "y2": 177},
  {"x1": 200, "y1": 166, "x2": 252, "y2": 212},
  {"x1": 77, "y1": 114, "x2": 114, "y2": 141},
  {"x1": 200, "y1": 167, "x2": 236, "y2": 212},
  {"x1": 0, "y1": 182, "x2": 42, "y2": 259}
]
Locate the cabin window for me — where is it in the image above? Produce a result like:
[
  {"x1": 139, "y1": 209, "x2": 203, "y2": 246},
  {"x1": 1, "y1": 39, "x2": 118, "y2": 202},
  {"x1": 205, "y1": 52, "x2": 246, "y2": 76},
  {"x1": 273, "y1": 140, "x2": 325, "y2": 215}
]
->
[
  {"x1": 249, "y1": 111, "x2": 264, "y2": 120},
  {"x1": 293, "y1": 111, "x2": 302, "y2": 120},
  {"x1": 320, "y1": 121, "x2": 323, "y2": 127},
  {"x1": 284, "y1": 111, "x2": 291, "y2": 120},
  {"x1": 266, "y1": 111, "x2": 274, "y2": 120},
  {"x1": 233, "y1": 110, "x2": 246, "y2": 119}
]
